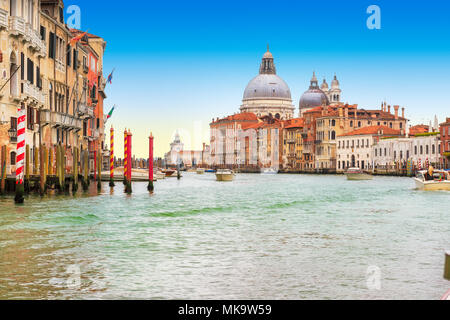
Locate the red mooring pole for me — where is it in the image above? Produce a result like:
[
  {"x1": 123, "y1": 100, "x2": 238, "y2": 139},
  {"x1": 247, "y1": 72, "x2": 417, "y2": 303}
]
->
[{"x1": 148, "y1": 133, "x2": 154, "y2": 192}]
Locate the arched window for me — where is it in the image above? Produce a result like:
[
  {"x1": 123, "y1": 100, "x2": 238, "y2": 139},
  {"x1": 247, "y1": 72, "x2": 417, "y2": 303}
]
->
[
  {"x1": 350, "y1": 121, "x2": 353, "y2": 127},
  {"x1": 358, "y1": 121, "x2": 361, "y2": 127}
]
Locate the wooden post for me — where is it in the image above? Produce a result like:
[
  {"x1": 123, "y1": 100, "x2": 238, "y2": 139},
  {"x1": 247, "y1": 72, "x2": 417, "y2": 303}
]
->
[
  {"x1": 39, "y1": 144, "x2": 44, "y2": 195},
  {"x1": 61, "y1": 144, "x2": 68, "y2": 192},
  {"x1": 72, "y1": 147, "x2": 79, "y2": 193},
  {"x1": 97, "y1": 146, "x2": 102, "y2": 191},
  {"x1": 148, "y1": 133, "x2": 154, "y2": 192},
  {"x1": 109, "y1": 127, "x2": 115, "y2": 187},
  {"x1": 49, "y1": 146, "x2": 53, "y2": 176},
  {"x1": 43, "y1": 146, "x2": 48, "y2": 191},
  {"x1": 25, "y1": 144, "x2": 30, "y2": 193},
  {"x1": 0, "y1": 145, "x2": 6, "y2": 195},
  {"x1": 55, "y1": 144, "x2": 61, "y2": 191},
  {"x1": 82, "y1": 149, "x2": 89, "y2": 191},
  {"x1": 445, "y1": 251, "x2": 450, "y2": 281},
  {"x1": 33, "y1": 146, "x2": 38, "y2": 175}
]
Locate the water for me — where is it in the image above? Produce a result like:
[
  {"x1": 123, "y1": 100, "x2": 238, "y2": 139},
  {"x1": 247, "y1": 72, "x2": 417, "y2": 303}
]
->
[{"x1": 0, "y1": 173, "x2": 449, "y2": 300}]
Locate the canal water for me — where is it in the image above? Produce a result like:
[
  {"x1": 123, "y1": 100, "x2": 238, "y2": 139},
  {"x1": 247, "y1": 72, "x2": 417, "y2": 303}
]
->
[{"x1": 0, "y1": 173, "x2": 448, "y2": 300}]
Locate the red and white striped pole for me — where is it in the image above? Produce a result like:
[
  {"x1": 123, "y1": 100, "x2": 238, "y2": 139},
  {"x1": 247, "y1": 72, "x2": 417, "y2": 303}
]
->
[
  {"x1": 15, "y1": 107, "x2": 26, "y2": 204},
  {"x1": 123, "y1": 129, "x2": 128, "y2": 185},
  {"x1": 109, "y1": 127, "x2": 115, "y2": 187},
  {"x1": 148, "y1": 133, "x2": 154, "y2": 192}
]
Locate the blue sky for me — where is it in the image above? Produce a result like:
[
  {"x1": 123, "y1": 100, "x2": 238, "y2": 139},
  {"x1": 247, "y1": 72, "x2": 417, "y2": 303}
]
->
[{"x1": 66, "y1": 0, "x2": 450, "y2": 157}]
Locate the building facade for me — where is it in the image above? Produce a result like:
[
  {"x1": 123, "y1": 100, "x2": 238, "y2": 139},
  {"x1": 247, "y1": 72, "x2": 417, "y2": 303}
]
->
[
  {"x1": 0, "y1": 0, "x2": 107, "y2": 175},
  {"x1": 440, "y1": 118, "x2": 450, "y2": 169}
]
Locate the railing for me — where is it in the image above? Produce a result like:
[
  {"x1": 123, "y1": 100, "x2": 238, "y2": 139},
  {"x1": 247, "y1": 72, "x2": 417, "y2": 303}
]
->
[
  {"x1": 286, "y1": 138, "x2": 295, "y2": 144},
  {"x1": 25, "y1": 23, "x2": 46, "y2": 56},
  {"x1": 78, "y1": 103, "x2": 94, "y2": 118},
  {"x1": 0, "y1": 9, "x2": 8, "y2": 29},
  {"x1": 9, "y1": 129, "x2": 17, "y2": 143},
  {"x1": 9, "y1": 16, "x2": 25, "y2": 36},
  {"x1": 22, "y1": 81, "x2": 45, "y2": 104}
]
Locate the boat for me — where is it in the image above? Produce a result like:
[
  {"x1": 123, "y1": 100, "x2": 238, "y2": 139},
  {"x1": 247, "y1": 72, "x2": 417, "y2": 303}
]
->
[
  {"x1": 344, "y1": 168, "x2": 373, "y2": 180},
  {"x1": 215, "y1": 169, "x2": 235, "y2": 181},
  {"x1": 162, "y1": 169, "x2": 176, "y2": 177},
  {"x1": 197, "y1": 168, "x2": 206, "y2": 175},
  {"x1": 414, "y1": 170, "x2": 450, "y2": 191},
  {"x1": 205, "y1": 169, "x2": 216, "y2": 173},
  {"x1": 261, "y1": 168, "x2": 278, "y2": 174},
  {"x1": 154, "y1": 172, "x2": 166, "y2": 180}
]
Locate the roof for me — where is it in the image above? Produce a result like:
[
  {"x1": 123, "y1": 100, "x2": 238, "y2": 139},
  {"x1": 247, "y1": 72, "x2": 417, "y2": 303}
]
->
[
  {"x1": 340, "y1": 125, "x2": 401, "y2": 137},
  {"x1": 70, "y1": 28, "x2": 102, "y2": 39},
  {"x1": 409, "y1": 125, "x2": 429, "y2": 135},
  {"x1": 284, "y1": 118, "x2": 304, "y2": 129}
]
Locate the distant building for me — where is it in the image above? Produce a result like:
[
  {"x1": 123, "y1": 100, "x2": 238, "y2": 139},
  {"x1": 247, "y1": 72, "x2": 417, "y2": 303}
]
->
[
  {"x1": 440, "y1": 118, "x2": 450, "y2": 169},
  {"x1": 164, "y1": 132, "x2": 210, "y2": 168},
  {"x1": 336, "y1": 125, "x2": 402, "y2": 172}
]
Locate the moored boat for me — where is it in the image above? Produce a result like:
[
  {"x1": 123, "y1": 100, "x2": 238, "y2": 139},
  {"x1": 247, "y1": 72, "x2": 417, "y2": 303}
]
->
[
  {"x1": 162, "y1": 169, "x2": 176, "y2": 177},
  {"x1": 345, "y1": 168, "x2": 373, "y2": 180},
  {"x1": 414, "y1": 170, "x2": 450, "y2": 191},
  {"x1": 261, "y1": 168, "x2": 278, "y2": 174},
  {"x1": 197, "y1": 168, "x2": 206, "y2": 174},
  {"x1": 154, "y1": 172, "x2": 166, "y2": 180},
  {"x1": 216, "y1": 169, "x2": 235, "y2": 181}
]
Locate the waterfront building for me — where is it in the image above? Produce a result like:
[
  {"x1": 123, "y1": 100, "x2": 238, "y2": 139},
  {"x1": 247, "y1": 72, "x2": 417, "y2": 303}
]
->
[
  {"x1": 336, "y1": 125, "x2": 402, "y2": 172},
  {"x1": 372, "y1": 127, "x2": 441, "y2": 169},
  {"x1": 282, "y1": 118, "x2": 304, "y2": 171},
  {"x1": 210, "y1": 112, "x2": 259, "y2": 169},
  {"x1": 440, "y1": 118, "x2": 450, "y2": 169},
  {"x1": 0, "y1": 0, "x2": 107, "y2": 175},
  {"x1": 240, "y1": 47, "x2": 294, "y2": 120}
]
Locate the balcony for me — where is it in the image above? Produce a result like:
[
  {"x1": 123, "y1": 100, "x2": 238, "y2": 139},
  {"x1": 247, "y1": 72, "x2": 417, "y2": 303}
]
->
[
  {"x1": 9, "y1": 16, "x2": 25, "y2": 37},
  {"x1": 50, "y1": 112, "x2": 82, "y2": 131},
  {"x1": 8, "y1": 128, "x2": 17, "y2": 143},
  {"x1": 78, "y1": 103, "x2": 94, "y2": 119},
  {"x1": 286, "y1": 138, "x2": 295, "y2": 144},
  {"x1": 0, "y1": 9, "x2": 8, "y2": 29},
  {"x1": 21, "y1": 81, "x2": 45, "y2": 105},
  {"x1": 25, "y1": 23, "x2": 46, "y2": 57},
  {"x1": 40, "y1": 109, "x2": 51, "y2": 125}
]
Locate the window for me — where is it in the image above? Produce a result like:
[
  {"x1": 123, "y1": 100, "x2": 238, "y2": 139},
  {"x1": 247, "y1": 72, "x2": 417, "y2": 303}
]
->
[
  {"x1": 375, "y1": 149, "x2": 378, "y2": 157},
  {"x1": 10, "y1": 117, "x2": 17, "y2": 130},
  {"x1": 384, "y1": 148, "x2": 387, "y2": 156},
  {"x1": 67, "y1": 45, "x2": 72, "y2": 66},
  {"x1": 40, "y1": 26, "x2": 46, "y2": 41},
  {"x1": 332, "y1": 120, "x2": 336, "y2": 126},
  {"x1": 420, "y1": 146, "x2": 423, "y2": 154},
  {"x1": 426, "y1": 145, "x2": 429, "y2": 154},
  {"x1": 49, "y1": 32, "x2": 56, "y2": 59},
  {"x1": 20, "y1": 53, "x2": 24, "y2": 80},
  {"x1": 350, "y1": 121, "x2": 353, "y2": 127},
  {"x1": 414, "y1": 146, "x2": 417, "y2": 155},
  {"x1": 390, "y1": 123, "x2": 393, "y2": 128},
  {"x1": 11, "y1": 152, "x2": 16, "y2": 166},
  {"x1": 36, "y1": 66, "x2": 41, "y2": 89},
  {"x1": 432, "y1": 144, "x2": 435, "y2": 154},
  {"x1": 59, "y1": 7, "x2": 64, "y2": 24},
  {"x1": 27, "y1": 58, "x2": 34, "y2": 84},
  {"x1": 358, "y1": 121, "x2": 361, "y2": 127}
]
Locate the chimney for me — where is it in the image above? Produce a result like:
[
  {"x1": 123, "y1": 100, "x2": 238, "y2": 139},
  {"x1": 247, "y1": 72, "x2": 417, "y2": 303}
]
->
[
  {"x1": 394, "y1": 105, "x2": 399, "y2": 120},
  {"x1": 402, "y1": 107, "x2": 405, "y2": 119},
  {"x1": 388, "y1": 105, "x2": 391, "y2": 114}
]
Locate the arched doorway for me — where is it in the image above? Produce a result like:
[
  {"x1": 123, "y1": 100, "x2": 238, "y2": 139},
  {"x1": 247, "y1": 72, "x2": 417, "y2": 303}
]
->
[
  {"x1": 10, "y1": 52, "x2": 18, "y2": 97},
  {"x1": 351, "y1": 155, "x2": 356, "y2": 168}
]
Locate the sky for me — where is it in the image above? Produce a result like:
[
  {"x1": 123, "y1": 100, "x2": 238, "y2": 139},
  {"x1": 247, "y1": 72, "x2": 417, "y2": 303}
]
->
[{"x1": 65, "y1": 0, "x2": 450, "y2": 158}]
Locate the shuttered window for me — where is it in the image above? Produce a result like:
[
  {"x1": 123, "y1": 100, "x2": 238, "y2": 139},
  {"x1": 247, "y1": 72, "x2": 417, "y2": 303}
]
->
[{"x1": 49, "y1": 32, "x2": 56, "y2": 59}]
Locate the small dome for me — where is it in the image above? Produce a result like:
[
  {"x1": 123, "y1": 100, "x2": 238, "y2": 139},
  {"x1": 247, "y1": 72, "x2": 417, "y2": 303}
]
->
[
  {"x1": 243, "y1": 74, "x2": 292, "y2": 100},
  {"x1": 299, "y1": 72, "x2": 329, "y2": 110},
  {"x1": 299, "y1": 89, "x2": 329, "y2": 109},
  {"x1": 321, "y1": 79, "x2": 329, "y2": 91}
]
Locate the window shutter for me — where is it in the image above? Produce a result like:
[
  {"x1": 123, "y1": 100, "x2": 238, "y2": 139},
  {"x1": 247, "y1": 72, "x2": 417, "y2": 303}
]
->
[
  {"x1": 20, "y1": 53, "x2": 24, "y2": 80},
  {"x1": 67, "y1": 45, "x2": 71, "y2": 66},
  {"x1": 49, "y1": 32, "x2": 55, "y2": 59}
]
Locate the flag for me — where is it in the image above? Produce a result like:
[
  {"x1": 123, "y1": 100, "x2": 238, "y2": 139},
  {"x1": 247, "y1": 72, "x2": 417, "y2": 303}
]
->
[
  {"x1": 106, "y1": 105, "x2": 115, "y2": 121},
  {"x1": 107, "y1": 69, "x2": 115, "y2": 84},
  {"x1": 70, "y1": 31, "x2": 88, "y2": 47}
]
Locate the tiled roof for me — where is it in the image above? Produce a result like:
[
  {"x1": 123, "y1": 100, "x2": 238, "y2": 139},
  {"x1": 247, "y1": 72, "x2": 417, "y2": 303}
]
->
[
  {"x1": 284, "y1": 118, "x2": 304, "y2": 129},
  {"x1": 409, "y1": 125, "x2": 429, "y2": 135},
  {"x1": 70, "y1": 28, "x2": 102, "y2": 39},
  {"x1": 340, "y1": 125, "x2": 401, "y2": 137}
]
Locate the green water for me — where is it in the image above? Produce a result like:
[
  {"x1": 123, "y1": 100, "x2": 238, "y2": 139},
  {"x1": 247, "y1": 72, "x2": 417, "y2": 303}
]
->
[{"x1": 0, "y1": 173, "x2": 449, "y2": 300}]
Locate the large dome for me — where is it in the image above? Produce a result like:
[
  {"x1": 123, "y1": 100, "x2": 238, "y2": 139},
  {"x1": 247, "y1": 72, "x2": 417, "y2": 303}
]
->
[
  {"x1": 300, "y1": 72, "x2": 329, "y2": 110},
  {"x1": 243, "y1": 74, "x2": 292, "y2": 100}
]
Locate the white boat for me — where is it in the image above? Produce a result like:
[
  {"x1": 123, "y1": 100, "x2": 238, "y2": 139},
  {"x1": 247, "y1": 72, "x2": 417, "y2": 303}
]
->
[
  {"x1": 414, "y1": 170, "x2": 450, "y2": 191},
  {"x1": 197, "y1": 168, "x2": 206, "y2": 175},
  {"x1": 261, "y1": 168, "x2": 278, "y2": 174},
  {"x1": 345, "y1": 168, "x2": 373, "y2": 180},
  {"x1": 216, "y1": 169, "x2": 235, "y2": 181}
]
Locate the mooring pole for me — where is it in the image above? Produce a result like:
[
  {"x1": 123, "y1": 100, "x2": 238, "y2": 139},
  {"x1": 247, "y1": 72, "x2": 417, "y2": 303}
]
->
[
  {"x1": 0, "y1": 145, "x2": 6, "y2": 195},
  {"x1": 43, "y1": 146, "x2": 48, "y2": 191},
  {"x1": 15, "y1": 107, "x2": 26, "y2": 204},
  {"x1": 25, "y1": 144, "x2": 30, "y2": 193},
  {"x1": 55, "y1": 145, "x2": 61, "y2": 190},
  {"x1": 125, "y1": 130, "x2": 132, "y2": 194},
  {"x1": 39, "y1": 144, "x2": 45, "y2": 196},
  {"x1": 109, "y1": 127, "x2": 115, "y2": 187},
  {"x1": 123, "y1": 129, "x2": 128, "y2": 186},
  {"x1": 148, "y1": 133, "x2": 154, "y2": 192},
  {"x1": 97, "y1": 146, "x2": 102, "y2": 191},
  {"x1": 73, "y1": 147, "x2": 79, "y2": 193},
  {"x1": 83, "y1": 149, "x2": 89, "y2": 191}
]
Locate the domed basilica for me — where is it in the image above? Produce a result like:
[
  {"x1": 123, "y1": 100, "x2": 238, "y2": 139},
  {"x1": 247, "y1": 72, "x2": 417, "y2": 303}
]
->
[
  {"x1": 240, "y1": 48, "x2": 342, "y2": 118},
  {"x1": 240, "y1": 47, "x2": 295, "y2": 120}
]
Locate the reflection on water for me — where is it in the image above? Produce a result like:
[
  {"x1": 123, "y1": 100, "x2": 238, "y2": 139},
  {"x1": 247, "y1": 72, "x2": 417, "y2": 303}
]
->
[{"x1": 0, "y1": 174, "x2": 449, "y2": 300}]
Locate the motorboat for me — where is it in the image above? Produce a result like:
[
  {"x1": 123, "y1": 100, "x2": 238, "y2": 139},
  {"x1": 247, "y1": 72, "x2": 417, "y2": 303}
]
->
[
  {"x1": 344, "y1": 168, "x2": 373, "y2": 180},
  {"x1": 414, "y1": 170, "x2": 450, "y2": 191},
  {"x1": 261, "y1": 168, "x2": 278, "y2": 174},
  {"x1": 205, "y1": 169, "x2": 216, "y2": 173},
  {"x1": 215, "y1": 169, "x2": 235, "y2": 181},
  {"x1": 154, "y1": 171, "x2": 166, "y2": 180},
  {"x1": 162, "y1": 169, "x2": 176, "y2": 177},
  {"x1": 197, "y1": 168, "x2": 206, "y2": 174}
]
